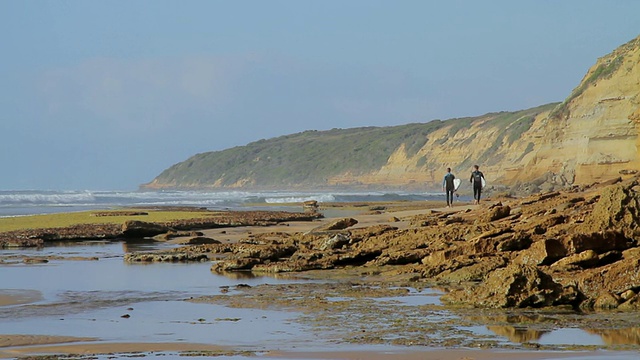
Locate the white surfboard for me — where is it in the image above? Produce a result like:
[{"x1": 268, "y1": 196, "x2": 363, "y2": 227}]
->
[
  {"x1": 481, "y1": 177, "x2": 486, "y2": 188},
  {"x1": 453, "y1": 178, "x2": 461, "y2": 191}
]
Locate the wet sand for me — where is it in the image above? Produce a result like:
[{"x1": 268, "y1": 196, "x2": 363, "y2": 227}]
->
[
  {"x1": 266, "y1": 349, "x2": 634, "y2": 360},
  {"x1": 0, "y1": 289, "x2": 43, "y2": 307},
  {"x1": 0, "y1": 340, "x2": 231, "y2": 358},
  {"x1": 2, "y1": 341, "x2": 634, "y2": 360}
]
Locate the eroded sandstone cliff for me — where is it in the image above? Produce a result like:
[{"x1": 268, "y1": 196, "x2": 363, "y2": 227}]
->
[{"x1": 334, "y1": 36, "x2": 640, "y2": 190}]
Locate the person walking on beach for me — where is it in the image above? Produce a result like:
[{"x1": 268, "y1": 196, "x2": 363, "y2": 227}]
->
[
  {"x1": 469, "y1": 164, "x2": 485, "y2": 205},
  {"x1": 443, "y1": 167, "x2": 456, "y2": 208}
]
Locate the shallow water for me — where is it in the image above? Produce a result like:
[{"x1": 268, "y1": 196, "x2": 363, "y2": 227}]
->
[
  {"x1": 0, "y1": 241, "x2": 321, "y2": 349},
  {"x1": 2, "y1": 241, "x2": 640, "y2": 358}
]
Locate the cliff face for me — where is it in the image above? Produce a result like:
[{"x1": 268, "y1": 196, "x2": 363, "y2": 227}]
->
[
  {"x1": 519, "y1": 36, "x2": 640, "y2": 186},
  {"x1": 329, "y1": 35, "x2": 640, "y2": 190},
  {"x1": 144, "y1": 35, "x2": 640, "y2": 191}
]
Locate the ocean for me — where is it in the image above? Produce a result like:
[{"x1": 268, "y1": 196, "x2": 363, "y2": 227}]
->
[{"x1": 0, "y1": 189, "x2": 448, "y2": 217}]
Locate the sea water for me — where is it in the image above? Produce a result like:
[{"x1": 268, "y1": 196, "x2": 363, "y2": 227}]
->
[{"x1": 0, "y1": 189, "x2": 450, "y2": 217}]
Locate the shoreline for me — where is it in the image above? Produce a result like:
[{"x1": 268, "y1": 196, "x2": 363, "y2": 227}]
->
[{"x1": 3, "y1": 177, "x2": 640, "y2": 358}]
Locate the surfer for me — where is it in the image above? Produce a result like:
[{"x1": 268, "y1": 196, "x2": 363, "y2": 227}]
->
[
  {"x1": 469, "y1": 164, "x2": 485, "y2": 205},
  {"x1": 443, "y1": 167, "x2": 456, "y2": 208}
]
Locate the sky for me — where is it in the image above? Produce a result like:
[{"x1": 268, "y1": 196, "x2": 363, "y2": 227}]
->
[{"x1": 1, "y1": 0, "x2": 639, "y2": 190}]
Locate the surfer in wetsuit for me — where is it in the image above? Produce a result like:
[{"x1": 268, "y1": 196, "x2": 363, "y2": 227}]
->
[
  {"x1": 469, "y1": 164, "x2": 485, "y2": 205},
  {"x1": 443, "y1": 167, "x2": 456, "y2": 208}
]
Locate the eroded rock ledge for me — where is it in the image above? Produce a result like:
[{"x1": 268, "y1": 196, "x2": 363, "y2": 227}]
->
[
  {"x1": 0, "y1": 210, "x2": 322, "y2": 248},
  {"x1": 128, "y1": 175, "x2": 640, "y2": 310}
]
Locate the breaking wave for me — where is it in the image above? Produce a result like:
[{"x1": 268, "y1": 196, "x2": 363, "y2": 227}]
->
[{"x1": 0, "y1": 189, "x2": 445, "y2": 217}]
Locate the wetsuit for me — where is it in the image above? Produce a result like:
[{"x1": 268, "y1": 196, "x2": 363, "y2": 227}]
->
[
  {"x1": 443, "y1": 172, "x2": 456, "y2": 206},
  {"x1": 470, "y1": 170, "x2": 485, "y2": 203}
]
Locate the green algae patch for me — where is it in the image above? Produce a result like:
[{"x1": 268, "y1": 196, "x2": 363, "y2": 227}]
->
[{"x1": 0, "y1": 209, "x2": 217, "y2": 233}]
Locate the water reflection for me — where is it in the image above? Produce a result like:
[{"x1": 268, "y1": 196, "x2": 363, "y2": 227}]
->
[
  {"x1": 467, "y1": 313, "x2": 640, "y2": 346},
  {"x1": 587, "y1": 328, "x2": 640, "y2": 345},
  {"x1": 487, "y1": 325, "x2": 548, "y2": 343},
  {"x1": 215, "y1": 270, "x2": 261, "y2": 280},
  {"x1": 121, "y1": 238, "x2": 176, "y2": 253}
]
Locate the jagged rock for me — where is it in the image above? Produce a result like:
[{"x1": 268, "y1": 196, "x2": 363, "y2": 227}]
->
[
  {"x1": 303, "y1": 200, "x2": 319, "y2": 213},
  {"x1": 349, "y1": 225, "x2": 397, "y2": 243},
  {"x1": 571, "y1": 247, "x2": 640, "y2": 300},
  {"x1": 496, "y1": 232, "x2": 532, "y2": 252},
  {"x1": 122, "y1": 221, "x2": 170, "y2": 238},
  {"x1": 311, "y1": 218, "x2": 358, "y2": 232},
  {"x1": 619, "y1": 294, "x2": 640, "y2": 310},
  {"x1": 582, "y1": 183, "x2": 640, "y2": 238},
  {"x1": 23, "y1": 257, "x2": 49, "y2": 264},
  {"x1": 561, "y1": 230, "x2": 631, "y2": 255},
  {"x1": 431, "y1": 255, "x2": 508, "y2": 283},
  {"x1": 124, "y1": 252, "x2": 208, "y2": 262},
  {"x1": 514, "y1": 239, "x2": 567, "y2": 266},
  {"x1": 421, "y1": 248, "x2": 465, "y2": 267},
  {"x1": 482, "y1": 205, "x2": 511, "y2": 222},
  {"x1": 1, "y1": 238, "x2": 44, "y2": 248},
  {"x1": 211, "y1": 258, "x2": 262, "y2": 271},
  {"x1": 234, "y1": 243, "x2": 297, "y2": 260},
  {"x1": 441, "y1": 264, "x2": 578, "y2": 308},
  {"x1": 174, "y1": 236, "x2": 221, "y2": 245},
  {"x1": 252, "y1": 260, "x2": 329, "y2": 273},
  {"x1": 319, "y1": 233, "x2": 350, "y2": 251},
  {"x1": 593, "y1": 292, "x2": 621, "y2": 309},
  {"x1": 533, "y1": 215, "x2": 567, "y2": 234},
  {"x1": 371, "y1": 248, "x2": 430, "y2": 266},
  {"x1": 550, "y1": 250, "x2": 599, "y2": 270},
  {"x1": 154, "y1": 230, "x2": 204, "y2": 241}
]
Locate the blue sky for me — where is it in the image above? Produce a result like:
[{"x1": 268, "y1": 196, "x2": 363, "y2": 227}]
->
[{"x1": 1, "y1": 0, "x2": 639, "y2": 190}]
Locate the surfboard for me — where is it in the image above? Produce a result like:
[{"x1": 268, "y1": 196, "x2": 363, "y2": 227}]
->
[
  {"x1": 481, "y1": 177, "x2": 486, "y2": 188},
  {"x1": 453, "y1": 178, "x2": 461, "y2": 191}
]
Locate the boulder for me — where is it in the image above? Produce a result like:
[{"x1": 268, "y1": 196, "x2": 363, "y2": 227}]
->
[
  {"x1": 173, "y1": 236, "x2": 221, "y2": 245},
  {"x1": 514, "y1": 239, "x2": 567, "y2": 266},
  {"x1": 319, "y1": 233, "x2": 350, "y2": 251},
  {"x1": 593, "y1": 292, "x2": 621, "y2": 309},
  {"x1": 620, "y1": 289, "x2": 637, "y2": 302},
  {"x1": 122, "y1": 221, "x2": 170, "y2": 238},
  {"x1": 619, "y1": 294, "x2": 640, "y2": 310},
  {"x1": 303, "y1": 200, "x2": 319, "y2": 213}
]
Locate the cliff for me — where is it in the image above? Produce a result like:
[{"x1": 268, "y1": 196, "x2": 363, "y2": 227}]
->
[{"x1": 143, "y1": 35, "x2": 640, "y2": 192}]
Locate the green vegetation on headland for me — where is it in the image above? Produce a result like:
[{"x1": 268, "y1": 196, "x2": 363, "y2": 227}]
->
[{"x1": 145, "y1": 103, "x2": 557, "y2": 189}]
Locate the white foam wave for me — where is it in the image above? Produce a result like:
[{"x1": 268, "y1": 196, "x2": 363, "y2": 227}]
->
[
  {"x1": 0, "y1": 191, "x2": 96, "y2": 205},
  {"x1": 264, "y1": 194, "x2": 337, "y2": 204}
]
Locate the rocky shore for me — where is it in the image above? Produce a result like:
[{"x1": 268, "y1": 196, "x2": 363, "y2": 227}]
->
[
  {"x1": 0, "y1": 210, "x2": 322, "y2": 248},
  {"x1": 126, "y1": 174, "x2": 640, "y2": 311}
]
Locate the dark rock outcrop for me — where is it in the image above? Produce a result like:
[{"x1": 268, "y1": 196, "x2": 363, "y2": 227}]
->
[{"x1": 122, "y1": 221, "x2": 171, "y2": 238}]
